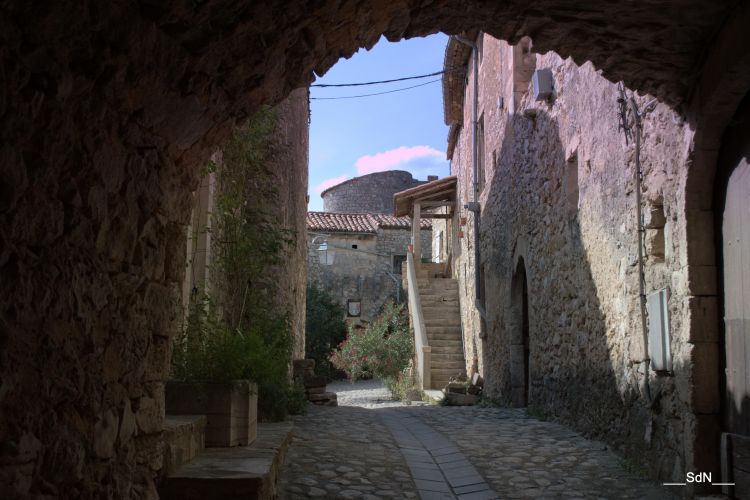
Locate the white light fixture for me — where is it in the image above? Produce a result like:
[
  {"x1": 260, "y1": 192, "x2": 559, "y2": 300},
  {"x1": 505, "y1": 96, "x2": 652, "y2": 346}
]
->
[{"x1": 317, "y1": 242, "x2": 335, "y2": 265}]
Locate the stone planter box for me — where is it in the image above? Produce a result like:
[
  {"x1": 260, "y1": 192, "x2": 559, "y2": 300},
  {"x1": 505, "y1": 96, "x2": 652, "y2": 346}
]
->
[{"x1": 165, "y1": 380, "x2": 257, "y2": 448}]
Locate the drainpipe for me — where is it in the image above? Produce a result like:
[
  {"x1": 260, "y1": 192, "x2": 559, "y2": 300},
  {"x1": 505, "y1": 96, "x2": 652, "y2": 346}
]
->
[
  {"x1": 631, "y1": 95, "x2": 658, "y2": 406},
  {"x1": 454, "y1": 35, "x2": 486, "y2": 320},
  {"x1": 618, "y1": 84, "x2": 657, "y2": 405}
]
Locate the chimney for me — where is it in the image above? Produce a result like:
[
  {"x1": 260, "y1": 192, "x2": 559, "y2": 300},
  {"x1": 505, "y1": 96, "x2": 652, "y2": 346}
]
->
[{"x1": 427, "y1": 175, "x2": 438, "y2": 182}]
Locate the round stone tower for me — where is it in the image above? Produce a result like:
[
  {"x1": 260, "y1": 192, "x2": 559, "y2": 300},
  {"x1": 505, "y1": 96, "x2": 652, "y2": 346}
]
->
[{"x1": 321, "y1": 170, "x2": 434, "y2": 214}]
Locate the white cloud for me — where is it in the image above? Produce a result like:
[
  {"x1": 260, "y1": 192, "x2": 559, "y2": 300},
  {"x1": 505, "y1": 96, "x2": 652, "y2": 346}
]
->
[
  {"x1": 354, "y1": 145, "x2": 448, "y2": 178},
  {"x1": 313, "y1": 175, "x2": 349, "y2": 194}
]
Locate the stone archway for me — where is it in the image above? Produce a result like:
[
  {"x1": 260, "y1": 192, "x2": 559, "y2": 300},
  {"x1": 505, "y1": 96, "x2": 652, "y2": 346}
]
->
[
  {"x1": 509, "y1": 258, "x2": 530, "y2": 408},
  {"x1": 1, "y1": 1, "x2": 750, "y2": 497}
]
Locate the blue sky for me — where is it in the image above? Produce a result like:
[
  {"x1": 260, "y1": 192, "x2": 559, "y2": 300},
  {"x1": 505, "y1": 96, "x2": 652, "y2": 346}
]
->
[{"x1": 308, "y1": 33, "x2": 450, "y2": 212}]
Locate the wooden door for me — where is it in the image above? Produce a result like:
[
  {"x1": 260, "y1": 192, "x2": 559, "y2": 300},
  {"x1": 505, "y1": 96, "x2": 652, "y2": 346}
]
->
[
  {"x1": 725, "y1": 158, "x2": 750, "y2": 436},
  {"x1": 720, "y1": 94, "x2": 750, "y2": 497}
]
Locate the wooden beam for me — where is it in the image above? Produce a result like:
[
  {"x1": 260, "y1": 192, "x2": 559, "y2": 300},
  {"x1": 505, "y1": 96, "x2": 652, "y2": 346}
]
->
[
  {"x1": 416, "y1": 200, "x2": 455, "y2": 208},
  {"x1": 419, "y1": 213, "x2": 453, "y2": 219}
]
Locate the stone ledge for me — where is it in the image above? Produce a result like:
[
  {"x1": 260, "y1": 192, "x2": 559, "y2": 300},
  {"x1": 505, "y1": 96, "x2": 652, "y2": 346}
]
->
[
  {"x1": 159, "y1": 422, "x2": 293, "y2": 500},
  {"x1": 162, "y1": 415, "x2": 207, "y2": 477}
]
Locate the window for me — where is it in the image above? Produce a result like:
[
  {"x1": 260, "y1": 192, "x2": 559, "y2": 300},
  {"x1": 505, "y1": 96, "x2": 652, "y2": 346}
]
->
[{"x1": 393, "y1": 255, "x2": 407, "y2": 274}]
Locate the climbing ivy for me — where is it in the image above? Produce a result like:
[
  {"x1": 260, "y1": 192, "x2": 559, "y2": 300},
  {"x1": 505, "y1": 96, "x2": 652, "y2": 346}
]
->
[{"x1": 172, "y1": 107, "x2": 304, "y2": 419}]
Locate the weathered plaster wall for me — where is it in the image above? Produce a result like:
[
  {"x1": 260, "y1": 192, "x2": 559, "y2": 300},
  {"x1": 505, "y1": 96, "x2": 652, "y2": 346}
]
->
[
  {"x1": 446, "y1": 34, "x2": 713, "y2": 483},
  {"x1": 307, "y1": 229, "x2": 431, "y2": 322},
  {"x1": 322, "y1": 170, "x2": 426, "y2": 214}
]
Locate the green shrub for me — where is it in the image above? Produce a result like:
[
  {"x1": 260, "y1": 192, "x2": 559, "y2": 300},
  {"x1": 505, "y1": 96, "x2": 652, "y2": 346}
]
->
[
  {"x1": 330, "y1": 300, "x2": 413, "y2": 383},
  {"x1": 384, "y1": 369, "x2": 424, "y2": 404},
  {"x1": 305, "y1": 284, "x2": 348, "y2": 380},
  {"x1": 172, "y1": 297, "x2": 290, "y2": 384},
  {"x1": 171, "y1": 107, "x2": 299, "y2": 421}
]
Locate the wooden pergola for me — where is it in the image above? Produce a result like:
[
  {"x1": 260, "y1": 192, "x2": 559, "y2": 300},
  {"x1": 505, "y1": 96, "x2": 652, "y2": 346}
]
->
[{"x1": 393, "y1": 176, "x2": 457, "y2": 264}]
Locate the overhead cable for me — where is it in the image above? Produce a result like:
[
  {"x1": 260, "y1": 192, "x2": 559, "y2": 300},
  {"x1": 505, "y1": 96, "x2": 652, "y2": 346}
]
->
[
  {"x1": 311, "y1": 69, "x2": 445, "y2": 88},
  {"x1": 310, "y1": 79, "x2": 441, "y2": 100},
  {"x1": 311, "y1": 66, "x2": 467, "y2": 88}
]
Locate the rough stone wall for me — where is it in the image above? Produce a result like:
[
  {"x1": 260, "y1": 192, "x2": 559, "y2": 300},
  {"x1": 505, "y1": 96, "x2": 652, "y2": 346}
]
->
[
  {"x1": 0, "y1": 2, "x2": 746, "y2": 497},
  {"x1": 322, "y1": 170, "x2": 426, "y2": 214},
  {"x1": 307, "y1": 229, "x2": 431, "y2": 322},
  {"x1": 447, "y1": 34, "x2": 708, "y2": 483},
  {"x1": 270, "y1": 89, "x2": 310, "y2": 360}
]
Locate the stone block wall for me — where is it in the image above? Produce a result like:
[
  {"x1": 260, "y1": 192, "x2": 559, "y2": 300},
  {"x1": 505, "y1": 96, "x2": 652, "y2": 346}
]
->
[
  {"x1": 446, "y1": 34, "x2": 710, "y2": 482},
  {"x1": 321, "y1": 170, "x2": 426, "y2": 214},
  {"x1": 307, "y1": 229, "x2": 431, "y2": 322},
  {"x1": 269, "y1": 88, "x2": 310, "y2": 360}
]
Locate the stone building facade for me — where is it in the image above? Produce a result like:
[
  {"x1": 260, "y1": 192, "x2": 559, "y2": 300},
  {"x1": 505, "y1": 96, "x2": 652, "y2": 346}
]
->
[
  {"x1": 435, "y1": 32, "x2": 732, "y2": 486},
  {"x1": 321, "y1": 170, "x2": 433, "y2": 214},
  {"x1": 307, "y1": 212, "x2": 431, "y2": 323}
]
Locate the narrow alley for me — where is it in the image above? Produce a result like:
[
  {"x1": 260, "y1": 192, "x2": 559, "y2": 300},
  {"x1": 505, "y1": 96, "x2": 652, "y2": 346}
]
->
[
  {"x1": 3, "y1": 3, "x2": 750, "y2": 499},
  {"x1": 280, "y1": 380, "x2": 669, "y2": 499}
]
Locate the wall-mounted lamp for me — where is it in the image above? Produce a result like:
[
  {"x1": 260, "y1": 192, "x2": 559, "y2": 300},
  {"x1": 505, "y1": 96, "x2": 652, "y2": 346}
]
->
[
  {"x1": 311, "y1": 235, "x2": 335, "y2": 265},
  {"x1": 317, "y1": 241, "x2": 335, "y2": 265}
]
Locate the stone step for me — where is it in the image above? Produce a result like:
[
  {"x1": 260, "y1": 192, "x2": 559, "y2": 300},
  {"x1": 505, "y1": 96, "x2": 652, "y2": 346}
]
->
[
  {"x1": 159, "y1": 422, "x2": 293, "y2": 500},
  {"x1": 421, "y1": 309, "x2": 460, "y2": 319},
  {"x1": 420, "y1": 291, "x2": 458, "y2": 298},
  {"x1": 424, "y1": 321, "x2": 461, "y2": 329},
  {"x1": 420, "y1": 297, "x2": 459, "y2": 304},
  {"x1": 162, "y1": 415, "x2": 207, "y2": 478},
  {"x1": 417, "y1": 278, "x2": 457, "y2": 286},
  {"x1": 428, "y1": 339, "x2": 463, "y2": 348},
  {"x1": 426, "y1": 326, "x2": 462, "y2": 335},
  {"x1": 432, "y1": 360, "x2": 466, "y2": 370},
  {"x1": 430, "y1": 368, "x2": 467, "y2": 380},
  {"x1": 424, "y1": 313, "x2": 460, "y2": 322},
  {"x1": 427, "y1": 333, "x2": 462, "y2": 343},
  {"x1": 431, "y1": 352, "x2": 465, "y2": 362},
  {"x1": 430, "y1": 345, "x2": 464, "y2": 355},
  {"x1": 418, "y1": 285, "x2": 458, "y2": 293}
]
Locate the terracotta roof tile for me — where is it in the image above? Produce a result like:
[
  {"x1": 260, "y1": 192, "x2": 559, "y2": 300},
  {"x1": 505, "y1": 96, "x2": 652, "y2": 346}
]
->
[
  {"x1": 306, "y1": 212, "x2": 375, "y2": 233},
  {"x1": 306, "y1": 212, "x2": 431, "y2": 233},
  {"x1": 367, "y1": 213, "x2": 431, "y2": 230}
]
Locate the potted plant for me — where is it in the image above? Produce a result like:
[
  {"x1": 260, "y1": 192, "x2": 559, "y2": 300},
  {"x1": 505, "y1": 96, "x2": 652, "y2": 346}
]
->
[{"x1": 168, "y1": 306, "x2": 259, "y2": 447}]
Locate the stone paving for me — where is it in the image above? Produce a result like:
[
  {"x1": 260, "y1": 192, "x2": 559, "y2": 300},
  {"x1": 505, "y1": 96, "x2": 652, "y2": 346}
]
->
[{"x1": 279, "y1": 379, "x2": 673, "y2": 500}]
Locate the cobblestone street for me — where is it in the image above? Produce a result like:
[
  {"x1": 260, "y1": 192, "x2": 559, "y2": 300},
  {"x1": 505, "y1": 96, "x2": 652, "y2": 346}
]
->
[{"x1": 279, "y1": 380, "x2": 672, "y2": 500}]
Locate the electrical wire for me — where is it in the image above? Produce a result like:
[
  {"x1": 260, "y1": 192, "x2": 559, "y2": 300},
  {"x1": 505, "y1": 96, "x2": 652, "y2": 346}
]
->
[
  {"x1": 311, "y1": 69, "x2": 445, "y2": 87},
  {"x1": 310, "y1": 78, "x2": 441, "y2": 100}
]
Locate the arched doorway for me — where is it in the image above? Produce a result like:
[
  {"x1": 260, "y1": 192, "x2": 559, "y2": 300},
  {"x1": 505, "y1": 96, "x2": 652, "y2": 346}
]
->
[
  {"x1": 717, "y1": 92, "x2": 750, "y2": 495},
  {"x1": 510, "y1": 258, "x2": 530, "y2": 407}
]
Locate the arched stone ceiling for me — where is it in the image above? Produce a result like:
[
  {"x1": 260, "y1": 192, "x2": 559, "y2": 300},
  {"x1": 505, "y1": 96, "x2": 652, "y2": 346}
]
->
[{"x1": 0, "y1": 0, "x2": 740, "y2": 169}]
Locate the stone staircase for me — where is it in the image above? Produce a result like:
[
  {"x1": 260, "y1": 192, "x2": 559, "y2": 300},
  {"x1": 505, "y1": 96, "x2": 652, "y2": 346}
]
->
[{"x1": 417, "y1": 263, "x2": 466, "y2": 390}]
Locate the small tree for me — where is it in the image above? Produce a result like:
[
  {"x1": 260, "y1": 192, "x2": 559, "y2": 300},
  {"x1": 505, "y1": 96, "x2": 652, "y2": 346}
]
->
[{"x1": 330, "y1": 300, "x2": 413, "y2": 392}]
